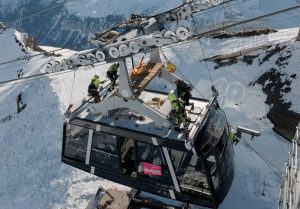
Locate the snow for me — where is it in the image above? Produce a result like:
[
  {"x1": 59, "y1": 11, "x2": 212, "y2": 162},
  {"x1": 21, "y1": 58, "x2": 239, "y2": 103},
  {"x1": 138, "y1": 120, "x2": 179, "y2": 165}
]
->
[
  {"x1": 0, "y1": 23, "x2": 300, "y2": 209},
  {"x1": 64, "y1": 0, "x2": 182, "y2": 19},
  {"x1": 0, "y1": 29, "x2": 128, "y2": 209},
  {"x1": 162, "y1": 38, "x2": 297, "y2": 208},
  {"x1": 194, "y1": 28, "x2": 300, "y2": 59},
  {"x1": 0, "y1": 28, "x2": 26, "y2": 63}
]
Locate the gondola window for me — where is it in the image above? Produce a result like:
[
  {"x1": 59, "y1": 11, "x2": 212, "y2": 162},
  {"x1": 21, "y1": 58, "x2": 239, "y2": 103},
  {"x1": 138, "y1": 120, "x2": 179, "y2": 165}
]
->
[
  {"x1": 136, "y1": 142, "x2": 172, "y2": 184},
  {"x1": 64, "y1": 124, "x2": 89, "y2": 162},
  {"x1": 90, "y1": 132, "x2": 120, "y2": 170},
  {"x1": 177, "y1": 151, "x2": 211, "y2": 193}
]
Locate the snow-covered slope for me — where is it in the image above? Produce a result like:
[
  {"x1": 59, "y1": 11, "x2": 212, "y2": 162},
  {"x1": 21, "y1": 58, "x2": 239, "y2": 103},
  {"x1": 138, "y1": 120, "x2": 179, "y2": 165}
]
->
[
  {"x1": 1, "y1": 0, "x2": 300, "y2": 50},
  {"x1": 0, "y1": 28, "x2": 47, "y2": 82},
  {"x1": 1, "y1": 26, "x2": 300, "y2": 209},
  {"x1": 161, "y1": 39, "x2": 300, "y2": 208},
  {"x1": 0, "y1": 28, "x2": 128, "y2": 209}
]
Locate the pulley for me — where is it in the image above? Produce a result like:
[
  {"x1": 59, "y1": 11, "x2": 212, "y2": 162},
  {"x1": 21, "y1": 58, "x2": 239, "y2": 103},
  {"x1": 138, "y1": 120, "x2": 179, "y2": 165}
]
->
[
  {"x1": 176, "y1": 27, "x2": 190, "y2": 40},
  {"x1": 95, "y1": 50, "x2": 106, "y2": 62},
  {"x1": 109, "y1": 47, "x2": 120, "y2": 58},
  {"x1": 129, "y1": 41, "x2": 139, "y2": 53},
  {"x1": 164, "y1": 30, "x2": 176, "y2": 40},
  {"x1": 119, "y1": 44, "x2": 129, "y2": 57},
  {"x1": 86, "y1": 53, "x2": 96, "y2": 61}
]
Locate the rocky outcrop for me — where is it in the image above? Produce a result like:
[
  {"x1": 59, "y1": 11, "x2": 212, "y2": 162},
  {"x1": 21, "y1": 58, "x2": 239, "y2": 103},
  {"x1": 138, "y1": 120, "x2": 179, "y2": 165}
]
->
[{"x1": 252, "y1": 44, "x2": 300, "y2": 140}]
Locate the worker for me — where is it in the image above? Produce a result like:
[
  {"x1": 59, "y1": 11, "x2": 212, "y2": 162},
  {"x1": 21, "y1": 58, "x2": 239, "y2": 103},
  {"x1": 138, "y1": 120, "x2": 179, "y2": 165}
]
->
[
  {"x1": 123, "y1": 147, "x2": 136, "y2": 176},
  {"x1": 167, "y1": 90, "x2": 188, "y2": 130},
  {"x1": 174, "y1": 79, "x2": 193, "y2": 109},
  {"x1": 17, "y1": 69, "x2": 23, "y2": 78},
  {"x1": 106, "y1": 63, "x2": 119, "y2": 90},
  {"x1": 88, "y1": 75, "x2": 106, "y2": 103}
]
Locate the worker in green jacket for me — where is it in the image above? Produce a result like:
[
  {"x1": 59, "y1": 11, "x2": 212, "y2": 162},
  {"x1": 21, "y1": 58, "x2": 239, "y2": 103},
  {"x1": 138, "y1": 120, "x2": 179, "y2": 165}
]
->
[
  {"x1": 107, "y1": 63, "x2": 119, "y2": 90},
  {"x1": 175, "y1": 79, "x2": 193, "y2": 109},
  {"x1": 167, "y1": 90, "x2": 187, "y2": 130},
  {"x1": 88, "y1": 75, "x2": 106, "y2": 103}
]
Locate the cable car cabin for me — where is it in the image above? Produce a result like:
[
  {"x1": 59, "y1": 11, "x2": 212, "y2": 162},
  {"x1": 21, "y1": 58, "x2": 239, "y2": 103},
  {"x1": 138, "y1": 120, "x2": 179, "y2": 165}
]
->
[{"x1": 62, "y1": 88, "x2": 234, "y2": 208}]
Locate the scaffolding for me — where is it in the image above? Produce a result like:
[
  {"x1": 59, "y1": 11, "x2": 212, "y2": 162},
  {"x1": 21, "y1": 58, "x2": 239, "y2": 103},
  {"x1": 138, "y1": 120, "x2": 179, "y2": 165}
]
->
[{"x1": 279, "y1": 123, "x2": 300, "y2": 209}]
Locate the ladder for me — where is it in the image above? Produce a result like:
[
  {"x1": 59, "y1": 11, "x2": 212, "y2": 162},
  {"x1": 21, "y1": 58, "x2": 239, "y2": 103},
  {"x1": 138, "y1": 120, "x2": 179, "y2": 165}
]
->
[{"x1": 130, "y1": 62, "x2": 164, "y2": 93}]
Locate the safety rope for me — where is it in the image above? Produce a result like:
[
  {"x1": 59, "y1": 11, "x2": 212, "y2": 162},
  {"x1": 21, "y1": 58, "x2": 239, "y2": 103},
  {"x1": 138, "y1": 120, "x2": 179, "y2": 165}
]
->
[
  {"x1": 67, "y1": 69, "x2": 77, "y2": 111},
  {"x1": 174, "y1": 70, "x2": 206, "y2": 98},
  {"x1": 160, "y1": 48, "x2": 206, "y2": 98},
  {"x1": 191, "y1": 15, "x2": 214, "y2": 86},
  {"x1": 227, "y1": 122, "x2": 282, "y2": 178},
  {"x1": 199, "y1": 41, "x2": 214, "y2": 84},
  {"x1": 191, "y1": 15, "x2": 218, "y2": 99}
]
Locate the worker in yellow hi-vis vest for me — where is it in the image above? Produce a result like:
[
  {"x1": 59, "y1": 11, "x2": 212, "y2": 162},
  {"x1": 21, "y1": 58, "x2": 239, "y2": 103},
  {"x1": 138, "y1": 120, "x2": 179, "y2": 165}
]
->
[
  {"x1": 167, "y1": 90, "x2": 188, "y2": 131},
  {"x1": 88, "y1": 75, "x2": 106, "y2": 103}
]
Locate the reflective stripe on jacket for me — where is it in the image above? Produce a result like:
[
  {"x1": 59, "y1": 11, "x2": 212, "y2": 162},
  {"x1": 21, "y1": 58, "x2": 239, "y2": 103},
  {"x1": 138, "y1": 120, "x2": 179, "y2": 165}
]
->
[
  {"x1": 168, "y1": 92, "x2": 184, "y2": 112},
  {"x1": 91, "y1": 77, "x2": 102, "y2": 88}
]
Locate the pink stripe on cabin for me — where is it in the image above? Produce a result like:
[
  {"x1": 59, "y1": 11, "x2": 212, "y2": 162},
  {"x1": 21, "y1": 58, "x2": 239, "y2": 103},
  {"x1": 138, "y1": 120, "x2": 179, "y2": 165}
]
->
[{"x1": 143, "y1": 162, "x2": 162, "y2": 176}]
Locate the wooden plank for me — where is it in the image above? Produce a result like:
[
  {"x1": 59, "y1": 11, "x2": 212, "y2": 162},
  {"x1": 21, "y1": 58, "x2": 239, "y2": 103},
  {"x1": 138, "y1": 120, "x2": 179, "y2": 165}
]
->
[
  {"x1": 99, "y1": 189, "x2": 132, "y2": 209},
  {"x1": 131, "y1": 63, "x2": 163, "y2": 92}
]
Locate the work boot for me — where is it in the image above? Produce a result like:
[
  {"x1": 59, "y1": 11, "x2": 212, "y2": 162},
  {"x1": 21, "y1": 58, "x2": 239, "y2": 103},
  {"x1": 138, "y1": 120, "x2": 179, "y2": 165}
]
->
[
  {"x1": 188, "y1": 102, "x2": 194, "y2": 112},
  {"x1": 174, "y1": 126, "x2": 181, "y2": 132}
]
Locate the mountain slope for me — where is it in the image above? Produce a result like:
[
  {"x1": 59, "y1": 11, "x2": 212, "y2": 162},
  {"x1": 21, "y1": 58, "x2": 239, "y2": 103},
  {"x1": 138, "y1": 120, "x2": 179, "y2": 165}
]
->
[
  {"x1": 161, "y1": 35, "x2": 300, "y2": 209},
  {"x1": 1, "y1": 0, "x2": 300, "y2": 50},
  {"x1": 0, "y1": 28, "x2": 128, "y2": 209},
  {"x1": 0, "y1": 27, "x2": 300, "y2": 209}
]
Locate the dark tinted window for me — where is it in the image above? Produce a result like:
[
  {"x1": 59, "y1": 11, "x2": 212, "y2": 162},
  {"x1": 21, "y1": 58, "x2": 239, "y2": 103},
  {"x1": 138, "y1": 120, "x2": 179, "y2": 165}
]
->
[
  {"x1": 64, "y1": 124, "x2": 89, "y2": 162},
  {"x1": 136, "y1": 142, "x2": 172, "y2": 184},
  {"x1": 90, "y1": 132, "x2": 120, "y2": 170},
  {"x1": 216, "y1": 132, "x2": 228, "y2": 157},
  {"x1": 195, "y1": 108, "x2": 226, "y2": 155},
  {"x1": 177, "y1": 151, "x2": 210, "y2": 193},
  {"x1": 169, "y1": 149, "x2": 184, "y2": 172},
  {"x1": 93, "y1": 132, "x2": 118, "y2": 154}
]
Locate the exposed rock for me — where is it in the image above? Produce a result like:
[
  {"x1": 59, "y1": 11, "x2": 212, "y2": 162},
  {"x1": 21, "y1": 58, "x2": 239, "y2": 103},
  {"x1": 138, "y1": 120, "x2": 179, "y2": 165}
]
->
[
  {"x1": 252, "y1": 68, "x2": 300, "y2": 140},
  {"x1": 213, "y1": 54, "x2": 259, "y2": 69},
  {"x1": 242, "y1": 54, "x2": 259, "y2": 65},
  {"x1": 25, "y1": 35, "x2": 45, "y2": 53},
  {"x1": 259, "y1": 44, "x2": 286, "y2": 65},
  {"x1": 212, "y1": 29, "x2": 277, "y2": 39},
  {"x1": 214, "y1": 57, "x2": 238, "y2": 69}
]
